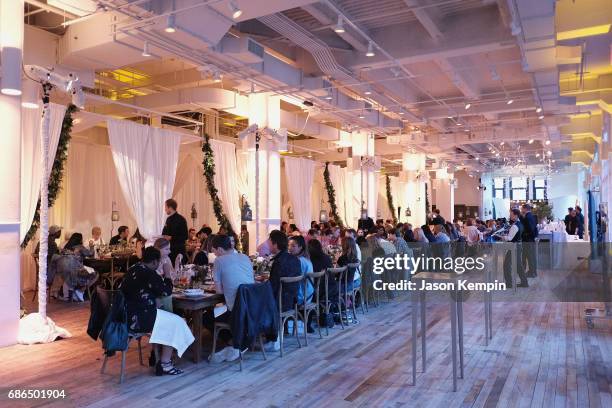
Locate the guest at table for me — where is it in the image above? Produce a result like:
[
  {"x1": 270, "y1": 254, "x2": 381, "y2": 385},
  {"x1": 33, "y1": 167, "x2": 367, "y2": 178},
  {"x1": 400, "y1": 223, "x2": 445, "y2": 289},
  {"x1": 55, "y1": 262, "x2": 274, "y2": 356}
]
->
[
  {"x1": 281, "y1": 221, "x2": 289, "y2": 235},
  {"x1": 88, "y1": 226, "x2": 105, "y2": 250},
  {"x1": 564, "y1": 207, "x2": 577, "y2": 235},
  {"x1": 464, "y1": 218, "x2": 482, "y2": 245},
  {"x1": 130, "y1": 228, "x2": 147, "y2": 260},
  {"x1": 109, "y1": 225, "x2": 129, "y2": 246},
  {"x1": 186, "y1": 228, "x2": 199, "y2": 257},
  {"x1": 153, "y1": 238, "x2": 174, "y2": 312},
  {"x1": 288, "y1": 224, "x2": 300, "y2": 236},
  {"x1": 306, "y1": 228, "x2": 320, "y2": 244},
  {"x1": 575, "y1": 206, "x2": 585, "y2": 240},
  {"x1": 197, "y1": 227, "x2": 213, "y2": 253},
  {"x1": 162, "y1": 198, "x2": 189, "y2": 265},
  {"x1": 59, "y1": 232, "x2": 97, "y2": 302},
  {"x1": 265, "y1": 230, "x2": 301, "y2": 351},
  {"x1": 206, "y1": 234, "x2": 255, "y2": 363},
  {"x1": 337, "y1": 237, "x2": 360, "y2": 290},
  {"x1": 240, "y1": 225, "x2": 249, "y2": 254},
  {"x1": 288, "y1": 235, "x2": 314, "y2": 305},
  {"x1": 121, "y1": 247, "x2": 194, "y2": 376}
]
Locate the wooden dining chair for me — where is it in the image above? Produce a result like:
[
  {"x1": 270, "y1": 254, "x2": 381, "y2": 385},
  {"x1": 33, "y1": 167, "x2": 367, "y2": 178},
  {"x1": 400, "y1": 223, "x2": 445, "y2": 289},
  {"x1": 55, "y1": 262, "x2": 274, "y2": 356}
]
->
[
  {"x1": 300, "y1": 270, "x2": 325, "y2": 344},
  {"x1": 278, "y1": 275, "x2": 304, "y2": 357},
  {"x1": 326, "y1": 266, "x2": 347, "y2": 330},
  {"x1": 346, "y1": 262, "x2": 365, "y2": 319}
]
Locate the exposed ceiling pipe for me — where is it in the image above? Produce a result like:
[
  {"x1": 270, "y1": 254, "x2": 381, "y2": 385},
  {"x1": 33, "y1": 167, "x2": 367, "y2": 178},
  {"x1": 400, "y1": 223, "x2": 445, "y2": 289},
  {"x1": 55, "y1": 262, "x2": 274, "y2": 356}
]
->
[{"x1": 24, "y1": 0, "x2": 79, "y2": 19}]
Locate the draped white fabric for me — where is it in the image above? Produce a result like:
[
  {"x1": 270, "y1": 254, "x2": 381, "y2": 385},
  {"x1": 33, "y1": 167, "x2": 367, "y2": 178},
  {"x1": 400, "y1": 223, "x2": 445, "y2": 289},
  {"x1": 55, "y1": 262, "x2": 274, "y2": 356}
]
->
[
  {"x1": 235, "y1": 149, "x2": 251, "y2": 200},
  {"x1": 20, "y1": 103, "x2": 67, "y2": 241},
  {"x1": 283, "y1": 157, "x2": 316, "y2": 231},
  {"x1": 328, "y1": 164, "x2": 347, "y2": 224},
  {"x1": 173, "y1": 153, "x2": 199, "y2": 197},
  {"x1": 210, "y1": 139, "x2": 241, "y2": 232},
  {"x1": 107, "y1": 120, "x2": 181, "y2": 238}
]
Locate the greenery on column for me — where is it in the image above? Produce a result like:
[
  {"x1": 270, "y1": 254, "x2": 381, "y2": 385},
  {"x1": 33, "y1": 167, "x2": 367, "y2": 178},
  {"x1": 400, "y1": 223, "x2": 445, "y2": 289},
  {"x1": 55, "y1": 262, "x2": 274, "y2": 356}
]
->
[
  {"x1": 202, "y1": 134, "x2": 235, "y2": 237},
  {"x1": 323, "y1": 162, "x2": 344, "y2": 227},
  {"x1": 385, "y1": 175, "x2": 398, "y2": 225},
  {"x1": 21, "y1": 104, "x2": 78, "y2": 249}
]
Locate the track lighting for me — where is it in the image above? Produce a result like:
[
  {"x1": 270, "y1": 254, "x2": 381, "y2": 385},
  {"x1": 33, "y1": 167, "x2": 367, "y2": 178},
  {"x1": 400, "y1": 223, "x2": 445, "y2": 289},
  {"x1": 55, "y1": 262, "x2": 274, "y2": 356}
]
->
[
  {"x1": 165, "y1": 14, "x2": 176, "y2": 33},
  {"x1": 366, "y1": 41, "x2": 375, "y2": 57},
  {"x1": 334, "y1": 15, "x2": 345, "y2": 33},
  {"x1": 229, "y1": 1, "x2": 242, "y2": 19},
  {"x1": 142, "y1": 41, "x2": 151, "y2": 57}
]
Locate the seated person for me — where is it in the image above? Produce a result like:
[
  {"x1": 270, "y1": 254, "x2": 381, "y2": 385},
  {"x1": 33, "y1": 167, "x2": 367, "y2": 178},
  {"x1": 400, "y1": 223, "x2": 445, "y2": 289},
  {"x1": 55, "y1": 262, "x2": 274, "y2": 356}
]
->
[
  {"x1": 153, "y1": 238, "x2": 175, "y2": 312},
  {"x1": 88, "y1": 226, "x2": 105, "y2": 251},
  {"x1": 205, "y1": 235, "x2": 255, "y2": 363},
  {"x1": 130, "y1": 229, "x2": 147, "y2": 259},
  {"x1": 109, "y1": 225, "x2": 129, "y2": 246},
  {"x1": 288, "y1": 235, "x2": 314, "y2": 305},
  {"x1": 121, "y1": 247, "x2": 194, "y2": 376},
  {"x1": 186, "y1": 227, "x2": 199, "y2": 256},
  {"x1": 58, "y1": 233, "x2": 96, "y2": 302},
  {"x1": 336, "y1": 237, "x2": 360, "y2": 291}
]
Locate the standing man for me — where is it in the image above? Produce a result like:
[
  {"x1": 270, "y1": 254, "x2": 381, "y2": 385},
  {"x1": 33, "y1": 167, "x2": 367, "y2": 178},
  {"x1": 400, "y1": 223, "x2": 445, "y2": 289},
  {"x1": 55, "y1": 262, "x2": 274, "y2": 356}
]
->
[
  {"x1": 564, "y1": 208, "x2": 577, "y2": 235},
  {"x1": 162, "y1": 198, "x2": 188, "y2": 265},
  {"x1": 520, "y1": 203, "x2": 538, "y2": 277},
  {"x1": 502, "y1": 209, "x2": 528, "y2": 288},
  {"x1": 575, "y1": 206, "x2": 585, "y2": 239}
]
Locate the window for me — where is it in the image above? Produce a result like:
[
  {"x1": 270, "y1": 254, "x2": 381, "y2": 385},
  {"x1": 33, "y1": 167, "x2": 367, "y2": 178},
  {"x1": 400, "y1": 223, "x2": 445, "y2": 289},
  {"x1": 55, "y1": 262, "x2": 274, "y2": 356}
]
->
[
  {"x1": 533, "y1": 178, "x2": 547, "y2": 200},
  {"x1": 510, "y1": 177, "x2": 528, "y2": 200},
  {"x1": 492, "y1": 177, "x2": 505, "y2": 198}
]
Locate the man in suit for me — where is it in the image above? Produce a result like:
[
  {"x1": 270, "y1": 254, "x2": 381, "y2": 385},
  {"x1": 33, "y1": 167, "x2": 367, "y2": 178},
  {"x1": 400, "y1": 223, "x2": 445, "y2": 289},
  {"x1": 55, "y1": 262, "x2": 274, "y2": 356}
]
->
[
  {"x1": 575, "y1": 206, "x2": 585, "y2": 239},
  {"x1": 520, "y1": 203, "x2": 538, "y2": 277}
]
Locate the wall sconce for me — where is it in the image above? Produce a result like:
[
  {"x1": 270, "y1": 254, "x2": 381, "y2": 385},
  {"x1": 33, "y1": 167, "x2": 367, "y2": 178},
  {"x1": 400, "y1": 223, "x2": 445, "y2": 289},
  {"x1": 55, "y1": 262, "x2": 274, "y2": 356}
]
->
[
  {"x1": 405, "y1": 206, "x2": 412, "y2": 217},
  {"x1": 190, "y1": 203, "x2": 198, "y2": 227}
]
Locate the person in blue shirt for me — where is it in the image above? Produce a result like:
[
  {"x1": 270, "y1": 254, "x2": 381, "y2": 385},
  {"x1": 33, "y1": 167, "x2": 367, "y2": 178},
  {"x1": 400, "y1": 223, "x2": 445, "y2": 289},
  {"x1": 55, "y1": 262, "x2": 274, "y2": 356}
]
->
[{"x1": 288, "y1": 235, "x2": 314, "y2": 304}]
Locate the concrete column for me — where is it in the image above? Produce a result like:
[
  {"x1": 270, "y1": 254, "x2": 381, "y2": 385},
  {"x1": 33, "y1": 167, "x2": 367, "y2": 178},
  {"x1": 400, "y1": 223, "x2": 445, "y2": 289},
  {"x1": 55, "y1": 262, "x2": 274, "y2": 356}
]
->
[
  {"x1": 433, "y1": 168, "x2": 455, "y2": 222},
  {"x1": 0, "y1": 0, "x2": 24, "y2": 347}
]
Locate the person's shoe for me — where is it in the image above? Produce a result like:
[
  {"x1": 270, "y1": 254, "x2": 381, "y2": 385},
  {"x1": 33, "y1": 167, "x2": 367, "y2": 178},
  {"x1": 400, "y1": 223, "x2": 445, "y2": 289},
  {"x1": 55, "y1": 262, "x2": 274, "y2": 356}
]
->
[
  {"x1": 225, "y1": 347, "x2": 245, "y2": 362},
  {"x1": 517, "y1": 282, "x2": 529, "y2": 288},
  {"x1": 264, "y1": 340, "x2": 280, "y2": 352},
  {"x1": 74, "y1": 289, "x2": 84, "y2": 302},
  {"x1": 208, "y1": 347, "x2": 229, "y2": 363}
]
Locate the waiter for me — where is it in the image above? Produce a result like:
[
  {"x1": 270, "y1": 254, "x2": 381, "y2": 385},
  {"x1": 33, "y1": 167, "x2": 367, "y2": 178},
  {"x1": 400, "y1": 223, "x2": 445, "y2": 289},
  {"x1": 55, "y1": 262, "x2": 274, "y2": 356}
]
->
[{"x1": 162, "y1": 198, "x2": 188, "y2": 265}]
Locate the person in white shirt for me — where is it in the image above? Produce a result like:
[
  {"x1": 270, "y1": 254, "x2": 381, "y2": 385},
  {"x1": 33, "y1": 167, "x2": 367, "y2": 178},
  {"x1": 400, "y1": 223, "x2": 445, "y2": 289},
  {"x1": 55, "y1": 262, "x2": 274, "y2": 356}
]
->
[
  {"x1": 501, "y1": 209, "x2": 528, "y2": 288},
  {"x1": 464, "y1": 218, "x2": 482, "y2": 244},
  {"x1": 88, "y1": 226, "x2": 105, "y2": 256}
]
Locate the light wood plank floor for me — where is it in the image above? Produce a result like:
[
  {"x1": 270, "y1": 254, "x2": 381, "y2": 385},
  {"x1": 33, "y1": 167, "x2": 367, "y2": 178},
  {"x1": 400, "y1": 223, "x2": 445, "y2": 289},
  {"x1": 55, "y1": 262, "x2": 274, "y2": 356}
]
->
[{"x1": 2, "y1": 278, "x2": 612, "y2": 407}]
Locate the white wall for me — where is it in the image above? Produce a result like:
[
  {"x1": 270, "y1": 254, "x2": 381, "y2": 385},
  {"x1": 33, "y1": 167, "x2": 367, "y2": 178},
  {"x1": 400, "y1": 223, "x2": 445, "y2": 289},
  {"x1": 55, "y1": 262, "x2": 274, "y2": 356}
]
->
[{"x1": 454, "y1": 170, "x2": 481, "y2": 206}]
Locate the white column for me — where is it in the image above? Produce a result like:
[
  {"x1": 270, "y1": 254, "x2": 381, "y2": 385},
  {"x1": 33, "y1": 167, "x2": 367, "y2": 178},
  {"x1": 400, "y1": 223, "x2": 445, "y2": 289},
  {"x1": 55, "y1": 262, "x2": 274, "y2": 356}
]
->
[
  {"x1": 433, "y1": 168, "x2": 455, "y2": 222},
  {"x1": 245, "y1": 93, "x2": 281, "y2": 253},
  {"x1": 0, "y1": 0, "x2": 24, "y2": 347}
]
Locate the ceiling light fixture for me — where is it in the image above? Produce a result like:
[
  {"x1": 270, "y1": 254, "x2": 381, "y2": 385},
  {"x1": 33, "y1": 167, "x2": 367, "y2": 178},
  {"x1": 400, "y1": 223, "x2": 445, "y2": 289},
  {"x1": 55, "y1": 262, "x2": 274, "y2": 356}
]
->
[
  {"x1": 545, "y1": 140, "x2": 551, "y2": 145},
  {"x1": 142, "y1": 41, "x2": 151, "y2": 57},
  {"x1": 536, "y1": 153, "x2": 540, "y2": 157},
  {"x1": 358, "y1": 110, "x2": 365, "y2": 119},
  {"x1": 500, "y1": 141, "x2": 505, "y2": 146},
  {"x1": 547, "y1": 150, "x2": 552, "y2": 156},
  {"x1": 538, "y1": 115, "x2": 544, "y2": 119},
  {"x1": 229, "y1": 1, "x2": 242, "y2": 19},
  {"x1": 464, "y1": 102, "x2": 471, "y2": 110},
  {"x1": 528, "y1": 139, "x2": 534, "y2": 144},
  {"x1": 366, "y1": 41, "x2": 375, "y2": 57},
  {"x1": 212, "y1": 71, "x2": 222, "y2": 83},
  {"x1": 399, "y1": 110, "x2": 405, "y2": 115},
  {"x1": 364, "y1": 88, "x2": 372, "y2": 95},
  {"x1": 507, "y1": 99, "x2": 514, "y2": 105},
  {"x1": 165, "y1": 14, "x2": 176, "y2": 33},
  {"x1": 325, "y1": 89, "x2": 333, "y2": 100},
  {"x1": 334, "y1": 15, "x2": 345, "y2": 33},
  {"x1": 536, "y1": 107, "x2": 542, "y2": 113}
]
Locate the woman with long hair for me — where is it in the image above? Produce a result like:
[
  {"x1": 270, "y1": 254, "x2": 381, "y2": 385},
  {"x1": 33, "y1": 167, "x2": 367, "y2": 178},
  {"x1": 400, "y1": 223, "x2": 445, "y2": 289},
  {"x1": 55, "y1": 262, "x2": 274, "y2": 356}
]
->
[
  {"x1": 288, "y1": 235, "x2": 314, "y2": 305},
  {"x1": 59, "y1": 232, "x2": 96, "y2": 301},
  {"x1": 337, "y1": 236, "x2": 360, "y2": 290}
]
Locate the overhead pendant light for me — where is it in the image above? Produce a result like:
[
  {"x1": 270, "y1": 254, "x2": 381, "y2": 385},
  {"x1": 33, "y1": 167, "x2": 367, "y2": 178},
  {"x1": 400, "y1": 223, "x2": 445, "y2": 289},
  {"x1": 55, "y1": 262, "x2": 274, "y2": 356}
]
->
[
  {"x1": 142, "y1": 40, "x2": 151, "y2": 57},
  {"x1": 447, "y1": 115, "x2": 453, "y2": 119},
  {"x1": 457, "y1": 122, "x2": 463, "y2": 126},
  {"x1": 507, "y1": 99, "x2": 514, "y2": 105},
  {"x1": 212, "y1": 71, "x2": 222, "y2": 83},
  {"x1": 21, "y1": 80, "x2": 40, "y2": 109},
  {"x1": 334, "y1": 15, "x2": 345, "y2": 33},
  {"x1": 464, "y1": 102, "x2": 471, "y2": 110},
  {"x1": 528, "y1": 139, "x2": 534, "y2": 144},
  {"x1": 365, "y1": 41, "x2": 375, "y2": 57},
  {"x1": 165, "y1": 14, "x2": 177, "y2": 33},
  {"x1": 536, "y1": 107, "x2": 542, "y2": 113},
  {"x1": 229, "y1": 1, "x2": 242, "y2": 19}
]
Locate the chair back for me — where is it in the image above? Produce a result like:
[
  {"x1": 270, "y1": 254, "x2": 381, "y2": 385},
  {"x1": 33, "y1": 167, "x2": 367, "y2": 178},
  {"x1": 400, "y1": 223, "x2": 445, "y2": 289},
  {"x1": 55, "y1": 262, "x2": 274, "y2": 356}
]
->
[
  {"x1": 95, "y1": 286, "x2": 122, "y2": 316},
  {"x1": 346, "y1": 262, "x2": 360, "y2": 289},
  {"x1": 279, "y1": 275, "x2": 304, "y2": 314},
  {"x1": 307, "y1": 270, "x2": 325, "y2": 306},
  {"x1": 327, "y1": 266, "x2": 347, "y2": 303}
]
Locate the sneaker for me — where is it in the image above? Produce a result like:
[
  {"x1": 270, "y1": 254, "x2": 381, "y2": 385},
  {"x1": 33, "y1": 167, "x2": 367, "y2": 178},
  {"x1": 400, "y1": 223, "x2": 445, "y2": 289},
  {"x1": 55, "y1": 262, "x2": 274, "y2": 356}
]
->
[
  {"x1": 209, "y1": 347, "x2": 229, "y2": 363},
  {"x1": 264, "y1": 340, "x2": 280, "y2": 352},
  {"x1": 225, "y1": 348, "x2": 243, "y2": 362},
  {"x1": 74, "y1": 289, "x2": 84, "y2": 302}
]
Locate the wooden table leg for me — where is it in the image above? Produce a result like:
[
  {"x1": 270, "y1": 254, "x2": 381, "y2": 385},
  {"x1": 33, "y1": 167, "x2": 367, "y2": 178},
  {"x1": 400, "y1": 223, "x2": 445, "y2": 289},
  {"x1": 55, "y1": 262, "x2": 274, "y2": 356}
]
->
[{"x1": 191, "y1": 309, "x2": 203, "y2": 363}]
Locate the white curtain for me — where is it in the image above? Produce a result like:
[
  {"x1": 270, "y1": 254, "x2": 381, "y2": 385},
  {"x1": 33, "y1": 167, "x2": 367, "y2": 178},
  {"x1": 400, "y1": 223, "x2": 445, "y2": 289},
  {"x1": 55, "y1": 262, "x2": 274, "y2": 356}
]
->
[
  {"x1": 20, "y1": 103, "x2": 67, "y2": 242},
  {"x1": 284, "y1": 157, "x2": 316, "y2": 231},
  {"x1": 236, "y1": 149, "x2": 251, "y2": 200},
  {"x1": 173, "y1": 153, "x2": 198, "y2": 197},
  {"x1": 328, "y1": 164, "x2": 347, "y2": 225},
  {"x1": 210, "y1": 139, "x2": 241, "y2": 232},
  {"x1": 107, "y1": 120, "x2": 181, "y2": 238}
]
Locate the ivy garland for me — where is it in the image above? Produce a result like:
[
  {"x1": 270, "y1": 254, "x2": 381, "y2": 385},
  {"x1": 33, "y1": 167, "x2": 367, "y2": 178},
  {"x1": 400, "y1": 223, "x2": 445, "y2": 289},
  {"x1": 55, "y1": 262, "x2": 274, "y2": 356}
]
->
[
  {"x1": 21, "y1": 104, "x2": 78, "y2": 249},
  {"x1": 323, "y1": 162, "x2": 344, "y2": 227},
  {"x1": 202, "y1": 134, "x2": 235, "y2": 237},
  {"x1": 385, "y1": 175, "x2": 398, "y2": 225}
]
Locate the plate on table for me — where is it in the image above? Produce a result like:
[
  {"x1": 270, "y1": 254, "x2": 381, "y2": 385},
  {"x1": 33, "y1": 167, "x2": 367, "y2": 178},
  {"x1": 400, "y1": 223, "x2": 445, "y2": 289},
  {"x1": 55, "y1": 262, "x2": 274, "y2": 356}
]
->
[{"x1": 183, "y1": 288, "x2": 204, "y2": 297}]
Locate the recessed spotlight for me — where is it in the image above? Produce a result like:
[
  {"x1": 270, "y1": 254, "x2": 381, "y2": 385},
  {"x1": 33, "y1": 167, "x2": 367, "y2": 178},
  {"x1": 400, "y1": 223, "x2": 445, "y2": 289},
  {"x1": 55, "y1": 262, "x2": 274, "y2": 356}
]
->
[
  {"x1": 465, "y1": 102, "x2": 471, "y2": 110},
  {"x1": 507, "y1": 99, "x2": 514, "y2": 105},
  {"x1": 528, "y1": 139, "x2": 534, "y2": 144},
  {"x1": 495, "y1": 153, "x2": 500, "y2": 157},
  {"x1": 324, "y1": 90, "x2": 333, "y2": 100},
  {"x1": 358, "y1": 111, "x2": 365, "y2": 119},
  {"x1": 366, "y1": 41, "x2": 375, "y2": 57},
  {"x1": 447, "y1": 115, "x2": 453, "y2": 119},
  {"x1": 545, "y1": 140, "x2": 551, "y2": 145},
  {"x1": 538, "y1": 115, "x2": 545, "y2": 120},
  {"x1": 229, "y1": 1, "x2": 242, "y2": 19},
  {"x1": 334, "y1": 15, "x2": 345, "y2": 33},
  {"x1": 536, "y1": 107, "x2": 542, "y2": 113},
  {"x1": 165, "y1": 14, "x2": 176, "y2": 33},
  {"x1": 457, "y1": 122, "x2": 463, "y2": 126}
]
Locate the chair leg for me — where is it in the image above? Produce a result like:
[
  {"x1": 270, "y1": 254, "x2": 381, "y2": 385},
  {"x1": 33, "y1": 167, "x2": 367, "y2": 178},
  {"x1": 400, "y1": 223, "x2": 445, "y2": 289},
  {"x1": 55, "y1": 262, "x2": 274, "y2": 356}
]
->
[
  {"x1": 294, "y1": 308, "x2": 301, "y2": 349},
  {"x1": 119, "y1": 350, "x2": 127, "y2": 384},
  {"x1": 351, "y1": 293, "x2": 357, "y2": 321},
  {"x1": 337, "y1": 302, "x2": 345, "y2": 329},
  {"x1": 279, "y1": 320, "x2": 285, "y2": 358},
  {"x1": 239, "y1": 349, "x2": 243, "y2": 372},
  {"x1": 211, "y1": 326, "x2": 219, "y2": 359},
  {"x1": 324, "y1": 303, "x2": 330, "y2": 336},
  {"x1": 317, "y1": 308, "x2": 323, "y2": 339},
  {"x1": 137, "y1": 338, "x2": 143, "y2": 366},
  {"x1": 302, "y1": 311, "x2": 308, "y2": 347},
  {"x1": 100, "y1": 353, "x2": 109, "y2": 374},
  {"x1": 259, "y1": 334, "x2": 267, "y2": 360}
]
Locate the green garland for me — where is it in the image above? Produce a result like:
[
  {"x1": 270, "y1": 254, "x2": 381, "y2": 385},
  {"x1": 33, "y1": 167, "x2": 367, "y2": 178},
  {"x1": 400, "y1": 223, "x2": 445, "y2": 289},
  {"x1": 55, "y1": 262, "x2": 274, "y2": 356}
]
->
[
  {"x1": 385, "y1": 175, "x2": 398, "y2": 225},
  {"x1": 21, "y1": 104, "x2": 78, "y2": 249},
  {"x1": 323, "y1": 162, "x2": 343, "y2": 227},
  {"x1": 202, "y1": 134, "x2": 234, "y2": 236}
]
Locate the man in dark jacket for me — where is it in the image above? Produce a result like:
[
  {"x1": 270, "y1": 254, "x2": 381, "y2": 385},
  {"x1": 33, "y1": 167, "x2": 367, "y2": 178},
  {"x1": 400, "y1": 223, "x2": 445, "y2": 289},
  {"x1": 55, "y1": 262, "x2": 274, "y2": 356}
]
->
[
  {"x1": 520, "y1": 203, "x2": 538, "y2": 277},
  {"x1": 162, "y1": 198, "x2": 188, "y2": 264},
  {"x1": 575, "y1": 206, "x2": 585, "y2": 239}
]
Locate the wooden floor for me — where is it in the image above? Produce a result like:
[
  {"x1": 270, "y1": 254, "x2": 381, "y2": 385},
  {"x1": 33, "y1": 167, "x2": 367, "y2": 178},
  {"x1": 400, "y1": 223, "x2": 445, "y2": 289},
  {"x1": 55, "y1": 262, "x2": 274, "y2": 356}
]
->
[{"x1": 2, "y1": 277, "x2": 612, "y2": 407}]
